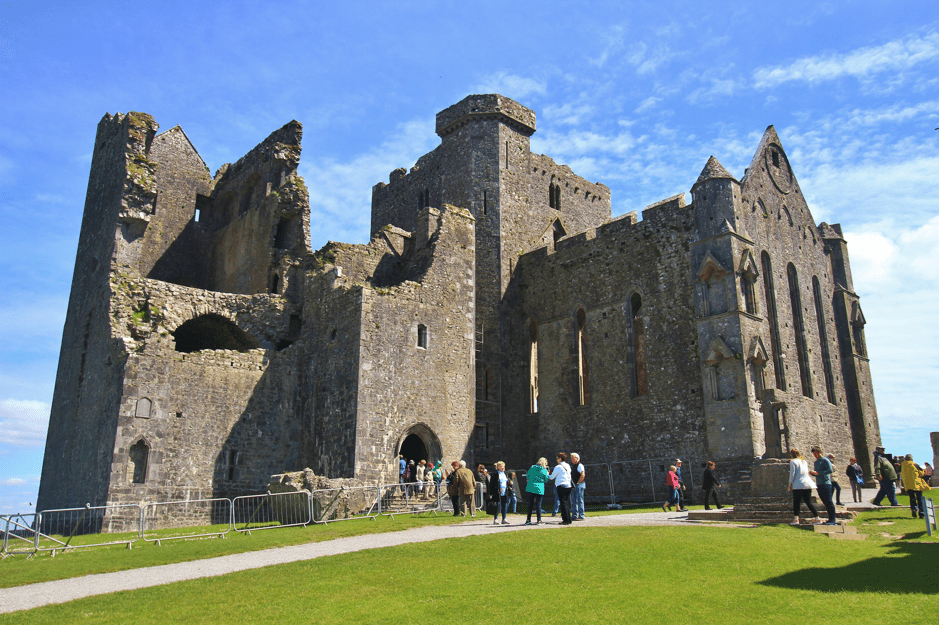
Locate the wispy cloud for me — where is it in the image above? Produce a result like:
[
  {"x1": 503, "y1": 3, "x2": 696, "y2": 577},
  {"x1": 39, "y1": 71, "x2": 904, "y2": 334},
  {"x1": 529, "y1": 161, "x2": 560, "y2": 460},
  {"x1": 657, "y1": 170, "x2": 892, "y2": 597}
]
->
[
  {"x1": 472, "y1": 72, "x2": 547, "y2": 100},
  {"x1": 589, "y1": 24, "x2": 627, "y2": 67},
  {"x1": 0, "y1": 399, "x2": 49, "y2": 446},
  {"x1": 1, "y1": 478, "x2": 26, "y2": 486},
  {"x1": 626, "y1": 42, "x2": 676, "y2": 75},
  {"x1": 301, "y1": 117, "x2": 439, "y2": 250},
  {"x1": 754, "y1": 31, "x2": 939, "y2": 88}
]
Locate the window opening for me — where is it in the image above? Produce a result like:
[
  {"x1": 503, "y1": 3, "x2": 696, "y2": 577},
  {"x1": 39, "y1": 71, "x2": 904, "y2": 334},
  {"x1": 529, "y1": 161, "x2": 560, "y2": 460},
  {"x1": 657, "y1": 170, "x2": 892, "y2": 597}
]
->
[
  {"x1": 227, "y1": 450, "x2": 238, "y2": 481},
  {"x1": 529, "y1": 319, "x2": 539, "y2": 413},
  {"x1": 761, "y1": 252, "x2": 786, "y2": 391},
  {"x1": 549, "y1": 183, "x2": 556, "y2": 209},
  {"x1": 417, "y1": 324, "x2": 428, "y2": 349},
  {"x1": 270, "y1": 273, "x2": 280, "y2": 295},
  {"x1": 129, "y1": 439, "x2": 149, "y2": 484},
  {"x1": 772, "y1": 150, "x2": 780, "y2": 167},
  {"x1": 629, "y1": 293, "x2": 649, "y2": 397},
  {"x1": 172, "y1": 314, "x2": 260, "y2": 353},
  {"x1": 812, "y1": 276, "x2": 836, "y2": 404},
  {"x1": 787, "y1": 264, "x2": 813, "y2": 398},
  {"x1": 577, "y1": 308, "x2": 590, "y2": 405},
  {"x1": 483, "y1": 190, "x2": 488, "y2": 215}
]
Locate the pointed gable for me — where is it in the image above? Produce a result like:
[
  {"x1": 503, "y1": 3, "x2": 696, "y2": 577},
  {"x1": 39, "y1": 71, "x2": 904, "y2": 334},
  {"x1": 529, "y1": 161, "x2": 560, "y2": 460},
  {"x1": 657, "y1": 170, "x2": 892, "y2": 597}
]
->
[{"x1": 697, "y1": 251, "x2": 729, "y2": 282}]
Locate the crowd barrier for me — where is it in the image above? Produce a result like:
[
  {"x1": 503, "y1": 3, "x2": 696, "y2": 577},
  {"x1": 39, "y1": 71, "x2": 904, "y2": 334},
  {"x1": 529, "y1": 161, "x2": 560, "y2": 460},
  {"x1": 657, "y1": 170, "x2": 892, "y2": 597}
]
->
[
  {"x1": 142, "y1": 498, "x2": 233, "y2": 544},
  {"x1": 234, "y1": 491, "x2": 312, "y2": 532},
  {"x1": 312, "y1": 485, "x2": 381, "y2": 524},
  {"x1": 38, "y1": 504, "x2": 142, "y2": 553}
]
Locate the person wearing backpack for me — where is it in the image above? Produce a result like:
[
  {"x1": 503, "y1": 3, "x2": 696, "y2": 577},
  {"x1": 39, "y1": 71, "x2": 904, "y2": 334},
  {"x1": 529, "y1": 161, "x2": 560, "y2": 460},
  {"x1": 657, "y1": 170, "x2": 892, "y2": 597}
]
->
[{"x1": 872, "y1": 448, "x2": 900, "y2": 507}]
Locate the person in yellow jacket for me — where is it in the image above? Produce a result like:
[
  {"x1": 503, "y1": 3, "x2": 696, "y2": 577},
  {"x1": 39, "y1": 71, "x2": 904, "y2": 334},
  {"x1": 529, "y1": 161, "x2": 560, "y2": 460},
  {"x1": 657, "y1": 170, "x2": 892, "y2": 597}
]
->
[{"x1": 900, "y1": 454, "x2": 929, "y2": 519}]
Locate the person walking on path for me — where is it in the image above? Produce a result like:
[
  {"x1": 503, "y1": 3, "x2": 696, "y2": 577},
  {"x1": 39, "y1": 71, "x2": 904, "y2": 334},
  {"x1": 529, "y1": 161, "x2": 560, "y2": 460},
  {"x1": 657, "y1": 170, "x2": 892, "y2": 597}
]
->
[
  {"x1": 900, "y1": 454, "x2": 928, "y2": 519},
  {"x1": 701, "y1": 461, "x2": 723, "y2": 510},
  {"x1": 455, "y1": 460, "x2": 477, "y2": 517},
  {"x1": 872, "y1": 448, "x2": 900, "y2": 507},
  {"x1": 525, "y1": 458, "x2": 550, "y2": 525},
  {"x1": 446, "y1": 461, "x2": 461, "y2": 515},
  {"x1": 570, "y1": 452, "x2": 586, "y2": 520},
  {"x1": 675, "y1": 459, "x2": 688, "y2": 511},
  {"x1": 825, "y1": 454, "x2": 843, "y2": 506},
  {"x1": 846, "y1": 457, "x2": 864, "y2": 503},
  {"x1": 662, "y1": 465, "x2": 681, "y2": 512},
  {"x1": 788, "y1": 449, "x2": 821, "y2": 525},
  {"x1": 549, "y1": 452, "x2": 573, "y2": 524},
  {"x1": 811, "y1": 447, "x2": 838, "y2": 525},
  {"x1": 488, "y1": 461, "x2": 510, "y2": 525}
]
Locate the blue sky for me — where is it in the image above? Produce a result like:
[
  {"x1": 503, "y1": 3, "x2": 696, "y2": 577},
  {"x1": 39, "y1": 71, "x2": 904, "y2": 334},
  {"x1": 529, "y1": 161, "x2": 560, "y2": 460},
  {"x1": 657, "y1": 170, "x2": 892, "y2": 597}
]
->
[{"x1": 1, "y1": 1, "x2": 936, "y2": 513}]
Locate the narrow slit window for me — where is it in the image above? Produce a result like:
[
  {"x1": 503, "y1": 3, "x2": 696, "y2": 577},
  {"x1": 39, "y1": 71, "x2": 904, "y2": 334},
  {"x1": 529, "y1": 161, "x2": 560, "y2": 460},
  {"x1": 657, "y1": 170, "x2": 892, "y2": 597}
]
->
[
  {"x1": 787, "y1": 264, "x2": 813, "y2": 398},
  {"x1": 129, "y1": 440, "x2": 149, "y2": 484},
  {"x1": 629, "y1": 294, "x2": 649, "y2": 397},
  {"x1": 529, "y1": 320, "x2": 539, "y2": 413},
  {"x1": 761, "y1": 252, "x2": 786, "y2": 391},
  {"x1": 577, "y1": 308, "x2": 590, "y2": 405},
  {"x1": 227, "y1": 450, "x2": 238, "y2": 481},
  {"x1": 812, "y1": 276, "x2": 837, "y2": 404},
  {"x1": 417, "y1": 324, "x2": 428, "y2": 349}
]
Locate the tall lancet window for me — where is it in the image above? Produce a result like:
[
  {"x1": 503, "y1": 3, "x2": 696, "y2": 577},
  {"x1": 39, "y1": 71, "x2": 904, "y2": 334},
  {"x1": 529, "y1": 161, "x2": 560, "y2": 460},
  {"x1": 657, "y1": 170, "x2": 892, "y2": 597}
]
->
[
  {"x1": 529, "y1": 319, "x2": 539, "y2": 413},
  {"x1": 812, "y1": 276, "x2": 836, "y2": 404},
  {"x1": 629, "y1": 293, "x2": 649, "y2": 397},
  {"x1": 761, "y1": 252, "x2": 786, "y2": 391},
  {"x1": 577, "y1": 307, "x2": 590, "y2": 406},
  {"x1": 787, "y1": 263, "x2": 813, "y2": 398}
]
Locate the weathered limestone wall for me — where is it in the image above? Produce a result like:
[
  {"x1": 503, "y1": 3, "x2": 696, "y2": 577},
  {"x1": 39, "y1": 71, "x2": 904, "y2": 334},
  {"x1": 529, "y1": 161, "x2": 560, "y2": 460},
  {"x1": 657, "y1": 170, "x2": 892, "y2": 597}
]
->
[
  {"x1": 354, "y1": 205, "x2": 477, "y2": 483},
  {"x1": 505, "y1": 198, "x2": 704, "y2": 469}
]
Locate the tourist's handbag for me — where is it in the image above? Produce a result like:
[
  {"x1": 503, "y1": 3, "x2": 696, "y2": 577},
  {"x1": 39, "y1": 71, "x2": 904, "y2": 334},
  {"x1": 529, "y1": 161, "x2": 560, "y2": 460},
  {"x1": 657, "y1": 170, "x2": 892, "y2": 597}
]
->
[
  {"x1": 485, "y1": 500, "x2": 499, "y2": 515},
  {"x1": 856, "y1": 475, "x2": 864, "y2": 486}
]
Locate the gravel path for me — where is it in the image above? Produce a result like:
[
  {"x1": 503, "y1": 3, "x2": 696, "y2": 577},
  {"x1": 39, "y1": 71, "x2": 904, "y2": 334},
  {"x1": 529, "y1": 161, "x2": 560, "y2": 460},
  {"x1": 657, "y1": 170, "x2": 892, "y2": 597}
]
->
[{"x1": 0, "y1": 510, "x2": 711, "y2": 614}]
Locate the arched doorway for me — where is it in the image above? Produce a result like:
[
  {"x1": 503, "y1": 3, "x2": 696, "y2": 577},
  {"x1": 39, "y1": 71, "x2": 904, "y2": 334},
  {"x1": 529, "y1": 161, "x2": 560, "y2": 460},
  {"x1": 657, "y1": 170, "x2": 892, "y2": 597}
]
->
[{"x1": 396, "y1": 423, "x2": 442, "y2": 465}]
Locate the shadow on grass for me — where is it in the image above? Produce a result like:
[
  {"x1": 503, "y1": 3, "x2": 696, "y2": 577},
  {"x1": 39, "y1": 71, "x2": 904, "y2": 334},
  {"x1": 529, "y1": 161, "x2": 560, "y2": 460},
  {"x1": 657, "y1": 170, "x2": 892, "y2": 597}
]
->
[{"x1": 758, "y1": 542, "x2": 938, "y2": 594}]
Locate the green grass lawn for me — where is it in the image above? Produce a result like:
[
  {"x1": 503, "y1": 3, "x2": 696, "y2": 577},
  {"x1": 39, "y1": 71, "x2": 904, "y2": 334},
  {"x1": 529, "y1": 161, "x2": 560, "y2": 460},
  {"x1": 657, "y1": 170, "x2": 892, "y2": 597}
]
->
[{"x1": 3, "y1": 521, "x2": 937, "y2": 624}]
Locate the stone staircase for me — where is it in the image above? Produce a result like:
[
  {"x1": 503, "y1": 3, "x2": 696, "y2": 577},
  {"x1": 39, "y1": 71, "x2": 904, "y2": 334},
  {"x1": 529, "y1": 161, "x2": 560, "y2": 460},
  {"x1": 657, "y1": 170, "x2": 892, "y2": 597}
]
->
[{"x1": 688, "y1": 496, "x2": 857, "y2": 525}]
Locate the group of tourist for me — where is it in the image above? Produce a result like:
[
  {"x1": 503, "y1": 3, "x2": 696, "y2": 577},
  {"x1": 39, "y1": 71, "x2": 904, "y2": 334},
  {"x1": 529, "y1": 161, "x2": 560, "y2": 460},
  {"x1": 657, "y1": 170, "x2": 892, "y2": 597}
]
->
[
  {"x1": 397, "y1": 455, "x2": 444, "y2": 499},
  {"x1": 789, "y1": 445, "x2": 932, "y2": 524}
]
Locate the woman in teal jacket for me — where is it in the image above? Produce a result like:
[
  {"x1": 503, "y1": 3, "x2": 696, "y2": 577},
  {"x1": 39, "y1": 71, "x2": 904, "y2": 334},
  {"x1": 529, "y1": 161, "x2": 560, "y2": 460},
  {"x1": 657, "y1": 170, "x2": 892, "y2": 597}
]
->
[{"x1": 525, "y1": 457, "x2": 550, "y2": 525}]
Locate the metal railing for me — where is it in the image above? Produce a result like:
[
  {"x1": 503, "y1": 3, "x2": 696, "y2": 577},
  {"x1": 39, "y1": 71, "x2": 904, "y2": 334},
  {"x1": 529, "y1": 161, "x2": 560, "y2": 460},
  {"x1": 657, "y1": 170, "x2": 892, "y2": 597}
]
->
[
  {"x1": 233, "y1": 491, "x2": 312, "y2": 532},
  {"x1": 378, "y1": 481, "x2": 443, "y2": 519},
  {"x1": 1, "y1": 513, "x2": 40, "y2": 557},
  {"x1": 311, "y1": 485, "x2": 382, "y2": 524},
  {"x1": 37, "y1": 504, "x2": 142, "y2": 553},
  {"x1": 142, "y1": 498, "x2": 233, "y2": 544}
]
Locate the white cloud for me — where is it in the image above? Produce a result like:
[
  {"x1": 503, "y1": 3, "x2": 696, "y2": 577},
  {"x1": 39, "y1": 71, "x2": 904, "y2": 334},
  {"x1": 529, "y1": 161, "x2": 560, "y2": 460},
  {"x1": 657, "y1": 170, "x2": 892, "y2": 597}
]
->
[
  {"x1": 589, "y1": 24, "x2": 626, "y2": 67},
  {"x1": 542, "y1": 102, "x2": 594, "y2": 126},
  {"x1": 301, "y1": 117, "x2": 439, "y2": 250},
  {"x1": 472, "y1": 72, "x2": 547, "y2": 100},
  {"x1": 1, "y1": 478, "x2": 26, "y2": 486},
  {"x1": 754, "y1": 31, "x2": 939, "y2": 88},
  {"x1": 634, "y1": 97, "x2": 660, "y2": 114},
  {"x1": 0, "y1": 399, "x2": 50, "y2": 446},
  {"x1": 626, "y1": 41, "x2": 675, "y2": 75}
]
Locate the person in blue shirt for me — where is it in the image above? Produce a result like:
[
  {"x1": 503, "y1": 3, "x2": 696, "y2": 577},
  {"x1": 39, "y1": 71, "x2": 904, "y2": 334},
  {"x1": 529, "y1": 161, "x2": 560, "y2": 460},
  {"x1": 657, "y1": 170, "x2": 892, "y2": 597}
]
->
[{"x1": 811, "y1": 447, "x2": 837, "y2": 525}]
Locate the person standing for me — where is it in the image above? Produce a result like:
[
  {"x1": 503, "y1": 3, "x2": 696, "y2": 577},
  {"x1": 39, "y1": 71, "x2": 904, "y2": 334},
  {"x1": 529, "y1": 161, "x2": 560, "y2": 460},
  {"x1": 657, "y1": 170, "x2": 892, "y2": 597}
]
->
[
  {"x1": 446, "y1": 461, "x2": 461, "y2": 515},
  {"x1": 826, "y1": 454, "x2": 843, "y2": 506},
  {"x1": 788, "y1": 449, "x2": 821, "y2": 525},
  {"x1": 845, "y1": 457, "x2": 864, "y2": 503},
  {"x1": 398, "y1": 454, "x2": 407, "y2": 492},
  {"x1": 525, "y1": 458, "x2": 550, "y2": 525},
  {"x1": 675, "y1": 459, "x2": 688, "y2": 512},
  {"x1": 872, "y1": 448, "x2": 900, "y2": 506},
  {"x1": 900, "y1": 454, "x2": 926, "y2": 519},
  {"x1": 549, "y1": 453, "x2": 573, "y2": 525},
  {"x1": 570, "y1": 452, "x2": 586, "y2": 521},
  {"x1": 506, "y1": 472, "x2": 518, "y2": 514},
  {"x1": 476, "y1": 464, "x2": 489, "y2": 500},
  {"x1": 489, "y1": 461, "x2": 510, "y2": 525},
  {"x1": 416, "y1": 460, "x2": 426, "y2": 497},
  {"x1": 455, "y1": 460, "x2": 477, "y2": 517},
  {"x1": 701, "y1": 461, "x2": 723, "y2": 510},
  {"x1": 811, "y1": 447, "x2": 837, "y2": 525}
]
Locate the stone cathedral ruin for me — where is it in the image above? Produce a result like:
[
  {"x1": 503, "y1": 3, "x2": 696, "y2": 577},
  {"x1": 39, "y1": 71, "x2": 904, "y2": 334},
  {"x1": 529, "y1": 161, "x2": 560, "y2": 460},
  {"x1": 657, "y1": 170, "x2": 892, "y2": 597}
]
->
[{"x1": 37, "y1": 94, "x2": 880, "y2": 510}]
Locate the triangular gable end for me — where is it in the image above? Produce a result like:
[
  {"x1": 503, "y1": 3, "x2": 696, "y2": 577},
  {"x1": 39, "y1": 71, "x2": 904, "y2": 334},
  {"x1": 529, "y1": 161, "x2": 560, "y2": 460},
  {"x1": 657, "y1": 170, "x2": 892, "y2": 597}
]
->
[
  {"x1": 747, "y1": 336, "x2": 768, "y2": 365},
  {"x1": 696, "y1": 251, "x2": 729, "y2": 282},
  {"x1": 851, "y1": 301, "x2": 866, "y2": 326},
  {"x1": 156, "y1": 125, "x2": 210, "y2": 172},
  {"x1": 705, "y1": 337, "x2": 735, "y2": 365},
  {"x1": 739, "y1": 249, "x2": 759, "y2": 278}
]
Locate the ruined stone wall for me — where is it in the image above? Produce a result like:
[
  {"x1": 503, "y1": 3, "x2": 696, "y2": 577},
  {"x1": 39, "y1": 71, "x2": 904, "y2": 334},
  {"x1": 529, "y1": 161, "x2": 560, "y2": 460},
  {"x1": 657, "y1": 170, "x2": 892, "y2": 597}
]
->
[
  {"x1": 354, "y1": 206, "x2": 476, "y2": 483},
  {"x1": 139, "y1": 127, "x2": 213, "y2": 287},
  {"x1": 504, "y1": 199, "x2": 705, "y2": 469},
  {"x1": 38, "y1": 113, "x2": 157, "y2": 510},
  {"x1": 103, "y1": 277, "x2": 304, "y2": 503}
]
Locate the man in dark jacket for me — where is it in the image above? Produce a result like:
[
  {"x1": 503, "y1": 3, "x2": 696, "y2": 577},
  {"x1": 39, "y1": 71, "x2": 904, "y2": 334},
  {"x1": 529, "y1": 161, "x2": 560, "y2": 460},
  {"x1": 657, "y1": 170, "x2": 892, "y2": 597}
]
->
[
  {"x1": 701, "y1": 461, "x2": 723, "y2": 510},
  {"x1": 872, "y1": 448, "x2": 900, "y2": 507}
]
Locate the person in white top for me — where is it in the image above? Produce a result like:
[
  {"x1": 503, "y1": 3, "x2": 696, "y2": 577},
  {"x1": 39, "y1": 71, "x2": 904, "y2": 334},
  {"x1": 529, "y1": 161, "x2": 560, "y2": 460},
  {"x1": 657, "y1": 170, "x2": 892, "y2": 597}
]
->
[
  {"x1": 787, "y1": 448, "x2": 821, "y2": 525},
  {"x1": 549, "y1": 452, "x2": 574, "y2": 525}
]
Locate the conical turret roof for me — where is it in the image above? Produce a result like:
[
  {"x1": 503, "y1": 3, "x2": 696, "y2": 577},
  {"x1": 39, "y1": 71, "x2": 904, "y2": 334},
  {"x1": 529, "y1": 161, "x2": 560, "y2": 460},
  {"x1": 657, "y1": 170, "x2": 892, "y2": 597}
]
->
[{"x1": 694, "y1": 156, "x2": 736, "y2": 186}]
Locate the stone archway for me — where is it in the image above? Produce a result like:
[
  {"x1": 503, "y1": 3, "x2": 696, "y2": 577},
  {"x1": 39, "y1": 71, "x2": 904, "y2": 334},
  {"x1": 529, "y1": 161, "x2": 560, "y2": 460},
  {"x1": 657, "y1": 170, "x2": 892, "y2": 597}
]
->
[{"x1": 396, "y1": 423, "x2": 442, "y2": 466}]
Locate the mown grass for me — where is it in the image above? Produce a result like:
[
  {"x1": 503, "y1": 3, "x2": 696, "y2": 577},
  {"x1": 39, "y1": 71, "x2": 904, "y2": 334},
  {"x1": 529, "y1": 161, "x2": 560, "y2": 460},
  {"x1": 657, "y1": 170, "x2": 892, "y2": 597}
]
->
[{"x1": 3, "y1": 521, "x2": 937, "y2": 624}]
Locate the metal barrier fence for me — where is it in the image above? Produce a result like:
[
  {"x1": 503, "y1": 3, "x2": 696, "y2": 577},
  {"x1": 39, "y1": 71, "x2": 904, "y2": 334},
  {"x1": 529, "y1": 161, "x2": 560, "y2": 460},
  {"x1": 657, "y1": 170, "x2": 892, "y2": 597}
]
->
[
  {"x1": 609, "y1": 458, "x2": 696, "y2": 507},
  {"x1": 233, "y1": 491, "x2": 312, "y2": 532},
  {"x1": 1, "y1": 513, "x2": 40, "y2": 557},
  {"x1": 142, "y1": 498, "x2": 233, "y2": 543},
  {"x1": 312, "y1": 485, "x2": 382, "y2": 524},
  {"x1": 37, "y1": 504, "x2": 142, "y2": 553},
  {"x1": 378, "y1": 481, "x2": 443, "y2": 519}
]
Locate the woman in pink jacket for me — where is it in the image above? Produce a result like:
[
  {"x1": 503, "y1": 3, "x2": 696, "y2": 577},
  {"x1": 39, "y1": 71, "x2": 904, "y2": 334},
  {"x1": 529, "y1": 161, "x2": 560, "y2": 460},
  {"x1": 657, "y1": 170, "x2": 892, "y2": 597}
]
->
[{"x1": 662, "y1": 465, "x2": 681, "y2": 512}]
